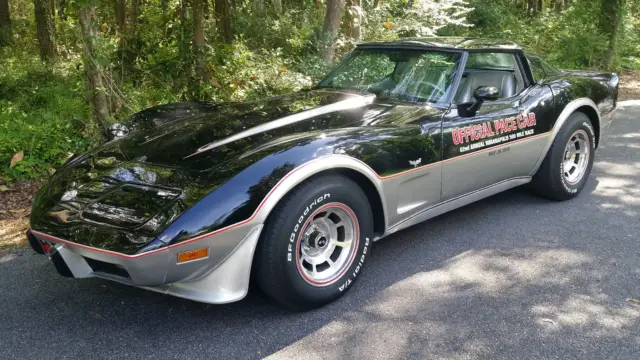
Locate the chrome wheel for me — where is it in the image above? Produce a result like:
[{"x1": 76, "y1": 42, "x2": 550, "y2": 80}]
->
[
  {"x1": 562, "y1": 130, "x2": 590, "y2": 185},
  {"x1": 297, "y1": 204, "x2": 359, "y2": 286}
]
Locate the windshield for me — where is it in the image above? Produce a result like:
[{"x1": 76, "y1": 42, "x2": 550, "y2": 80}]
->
[{"x1": 317, "y1": 48, "x2": 462, "y2": 104}]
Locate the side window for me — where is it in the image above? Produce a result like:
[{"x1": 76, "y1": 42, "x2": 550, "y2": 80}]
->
[
  {"x1": 528, "y1": 56, "x2": 546, "y2": 83},
  {"x1": 454, "y1": 52, "x2": 524, "y2": 104},
  {"x1": 528, "y1": 55, "x2": 562, "y2": 83}
]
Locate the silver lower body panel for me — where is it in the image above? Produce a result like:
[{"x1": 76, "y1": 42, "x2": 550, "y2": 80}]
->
[{"x1": 33, "y1": 224, "x2": 264, "y2": 304}]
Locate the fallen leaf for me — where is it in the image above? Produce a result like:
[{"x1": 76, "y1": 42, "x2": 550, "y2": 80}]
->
[
  {"x1": 0, "y1": 185, "x2": 10, "y2": 191},
  {"x1": 89, "y1": 311, "x2": 106, "y2": 320},
  {"x1": 280, "y1": 65, "x2": 288, "y2": 73},
  {"x1": 8, "y1": 209, "x2": 26, "y2": 214},
  {"x1": 540, "y1": 318, "x2": 557, "y2": 325},
  {"x1": 210, "y1": 78, "x2": 221, "y2": 87},
  {"x1": 383, "y1": 22, "x2": 393, "y2": 30},
  {"x1": 10, "y1": 151, "x2": 24, "y2": 168},
  {"x1": 627, "y1": 298, "x2": 640, "y2": 304}
]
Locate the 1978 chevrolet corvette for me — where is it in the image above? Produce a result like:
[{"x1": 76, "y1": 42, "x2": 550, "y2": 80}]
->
[{"x1": 27, "y1": 38, "x2": 618, "y2": 310}]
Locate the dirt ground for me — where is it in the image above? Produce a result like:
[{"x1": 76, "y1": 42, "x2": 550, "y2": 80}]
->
[
  {"x1": 619, "y1": 72, "x2": 640, "y2": 100},
  {"x1": 2, "y1": 72, "x2": 639, "y2": 253},
  {"x1": 0, "y1": 179, "x2": 42, "y2": 252}
]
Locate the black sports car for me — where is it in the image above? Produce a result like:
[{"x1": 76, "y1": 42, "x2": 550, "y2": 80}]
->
[{"x1": 28, "y1": 37, "x2": 618, "y2": 310}]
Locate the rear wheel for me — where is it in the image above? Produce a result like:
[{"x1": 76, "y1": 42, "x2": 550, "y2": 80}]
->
[
  {"x1": 531, "y1": 112, "x2": 596, "y2": 200},
  {"x1": 255, "y1": 174, "x2": 373, "y2": 311}
]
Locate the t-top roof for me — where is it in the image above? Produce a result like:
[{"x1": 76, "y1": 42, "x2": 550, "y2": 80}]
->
[{"x1": 358, "y1": 37, "x2": 521, "y2": 51}]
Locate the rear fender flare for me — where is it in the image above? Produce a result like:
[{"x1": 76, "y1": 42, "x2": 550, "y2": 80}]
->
[{"x1": 530, "y1": 98, "x2": 600, "y2": 175}]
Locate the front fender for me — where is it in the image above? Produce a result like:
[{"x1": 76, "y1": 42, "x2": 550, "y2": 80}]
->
[{"x1": 154, "y1": 124, "x2": 440, "y2": 250}]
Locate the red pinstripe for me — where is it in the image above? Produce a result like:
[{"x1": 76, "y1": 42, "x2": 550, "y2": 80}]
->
[{"x1": 30, "y1": 131, "x2": 551, "y2": 258}]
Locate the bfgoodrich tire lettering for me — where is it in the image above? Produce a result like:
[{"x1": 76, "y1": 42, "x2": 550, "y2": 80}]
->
[
  {"x1": 532, "y1": 112, "x2": 595, "y2": 201},
  {"x1": 255, "y1": 174, "x2": 373, "y2": 311}
]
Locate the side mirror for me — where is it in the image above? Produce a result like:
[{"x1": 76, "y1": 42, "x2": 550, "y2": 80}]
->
[
  {"x1": 461, "y1": 86, "x2": 500, "y2": 116},
  {"x1": 474, "y1": 86, "x2": 500, "y2": 102},
  {"x1": 107, "y1": 123, "x2": 129, "y2": 141}
]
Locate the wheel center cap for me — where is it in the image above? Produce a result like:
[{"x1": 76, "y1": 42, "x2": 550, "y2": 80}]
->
[
  {"x1": 317, "y1": 237, "x2": 327, "y2": 248},
  {"x1": 307, "y1": 230, "x2": 328, "y2": 249}
]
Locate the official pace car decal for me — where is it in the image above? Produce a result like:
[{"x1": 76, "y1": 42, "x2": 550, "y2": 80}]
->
[{"x1": 451, "y1": 113, "x2": 537, "y2": 154}]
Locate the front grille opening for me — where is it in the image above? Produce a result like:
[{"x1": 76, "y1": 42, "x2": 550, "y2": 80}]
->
[{"x1": 84, "y1": 257, "x2": 131, "y2": 279}]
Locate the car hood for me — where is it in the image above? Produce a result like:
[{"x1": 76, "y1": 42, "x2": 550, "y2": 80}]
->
[
  {"x1": 28, "y1": 89, "x2": 390, "y2": 254},
  {"x1": 112, "y1": 89, "x2": 377, "y2": 171}
]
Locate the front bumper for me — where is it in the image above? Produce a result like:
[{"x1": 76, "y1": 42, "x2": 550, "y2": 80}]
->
[{"x1": 29, "y1": 223, "x2": 263, "y2": 304}]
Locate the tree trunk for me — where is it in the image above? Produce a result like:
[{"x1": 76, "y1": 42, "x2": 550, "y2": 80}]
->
[
  {"x1": 344, "y1": 0, "x2": 361, "y2": 41},
  {"x1": 601, "y1": 0, "x2": 624, "y2": 69},
  {"x1": 34, "y1": 0, "x2": 57, "y2": 62},
  {"x1": 214, "y1": 0, "x2": 232, "y2": 43},
  {"x1": 129, "y1": 0, "x2": 139, "y2": 39},
  {"x1": 78, "y1": 5, "x2": 111, "y2": 135},
  {"x1": 0, "y1": 0, "x2": 10, "y2": 46},
  {"x1": 193, "y1": 0, "x2": 207, "y2": 82},
  {"x1": 554, "y1": 0, "x2": 564, "y2": 13},
  {"x1": 115, "y1": 0, "x2": 126, "y2": 36},
  {"x1": 252, "y1": 0, "x2": 264, "y2": 15},
  {"x1": 272, "y1": 0, "x2": 282, "y2": 13},
  {"x1": 321, "y1": 0, "x2": 345, "y2": 63},
  {"x1": 120, "y1": 0, "x2": 140, "y2": 70}
]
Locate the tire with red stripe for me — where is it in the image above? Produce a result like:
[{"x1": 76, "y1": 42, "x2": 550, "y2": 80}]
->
[{"x1": 255, "y1": 174, "x2": 373, "y2": 311}]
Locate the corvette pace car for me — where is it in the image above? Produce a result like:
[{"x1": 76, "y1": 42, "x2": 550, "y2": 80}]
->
[{"x1": 27, "y1": 38, "x2": 618, "y2": 310}]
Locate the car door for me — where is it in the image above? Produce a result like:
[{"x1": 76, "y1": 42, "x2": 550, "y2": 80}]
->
[{"x1": 440, "y1": 51, "x2": 550, "y2": 200}]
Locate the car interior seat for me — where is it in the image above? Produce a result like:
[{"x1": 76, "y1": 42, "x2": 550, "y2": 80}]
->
[{"x1": 454, "y1": 71, "x2": 518, "y2": 103}]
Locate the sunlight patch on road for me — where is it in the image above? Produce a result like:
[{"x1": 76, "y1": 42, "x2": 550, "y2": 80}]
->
[
  {"x1": 592, "y1": 175, "x2": 640, "y2": 207},
  {"x1": 617, "y1": 100, "x2": 640, "y2": 107},
  {"x1": 532, "y1": 294, "x2": 640, "y2": 336},
  {"x1": 265, "y1": 248, "x2": 633, "y2": 360}
]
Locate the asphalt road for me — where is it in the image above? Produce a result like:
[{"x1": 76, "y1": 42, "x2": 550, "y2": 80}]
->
[{"x1": 1, "y1": 102, "x2": 639, "y2": 360}]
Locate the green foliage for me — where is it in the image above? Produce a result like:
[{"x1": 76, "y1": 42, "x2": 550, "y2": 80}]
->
[
  {"x1": 466, "y1": 0, "x2": 639, "y2": 70},
  {"x1": 0, "y1": 48, "x2": 97, "y2": 181},
  {"x1": 1, "y1": 0, "x2": 638, "y2": 182}
]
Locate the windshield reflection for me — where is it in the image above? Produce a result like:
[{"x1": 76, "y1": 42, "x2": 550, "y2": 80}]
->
[{"x1": 317, "y1": 48, "x2": 461, "y2": 104}]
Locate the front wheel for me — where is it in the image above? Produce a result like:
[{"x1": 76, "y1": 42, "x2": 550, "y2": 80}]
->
[
  {"x1": 255, "y1": 174, "x2": 373, "y2": 311},
  {"x1": 531, "y1": 112, "x2": 596, "y2": 200}
]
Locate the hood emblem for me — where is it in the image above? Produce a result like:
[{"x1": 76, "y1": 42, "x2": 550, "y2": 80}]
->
[
  {"x1": 409, "y1": 158, "x2": 422, "y2": 168},
  {"x1": 61, "y1": 190, "x2": 78, "y2": 202}
]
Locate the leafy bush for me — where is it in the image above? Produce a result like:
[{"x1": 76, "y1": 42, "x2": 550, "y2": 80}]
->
[
  {"x1": 2, "y1": 0, "x2": 639, "y2": 182},
  {"x1": 0, "y1": 49, "x2": 97, "y2": 181}
]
